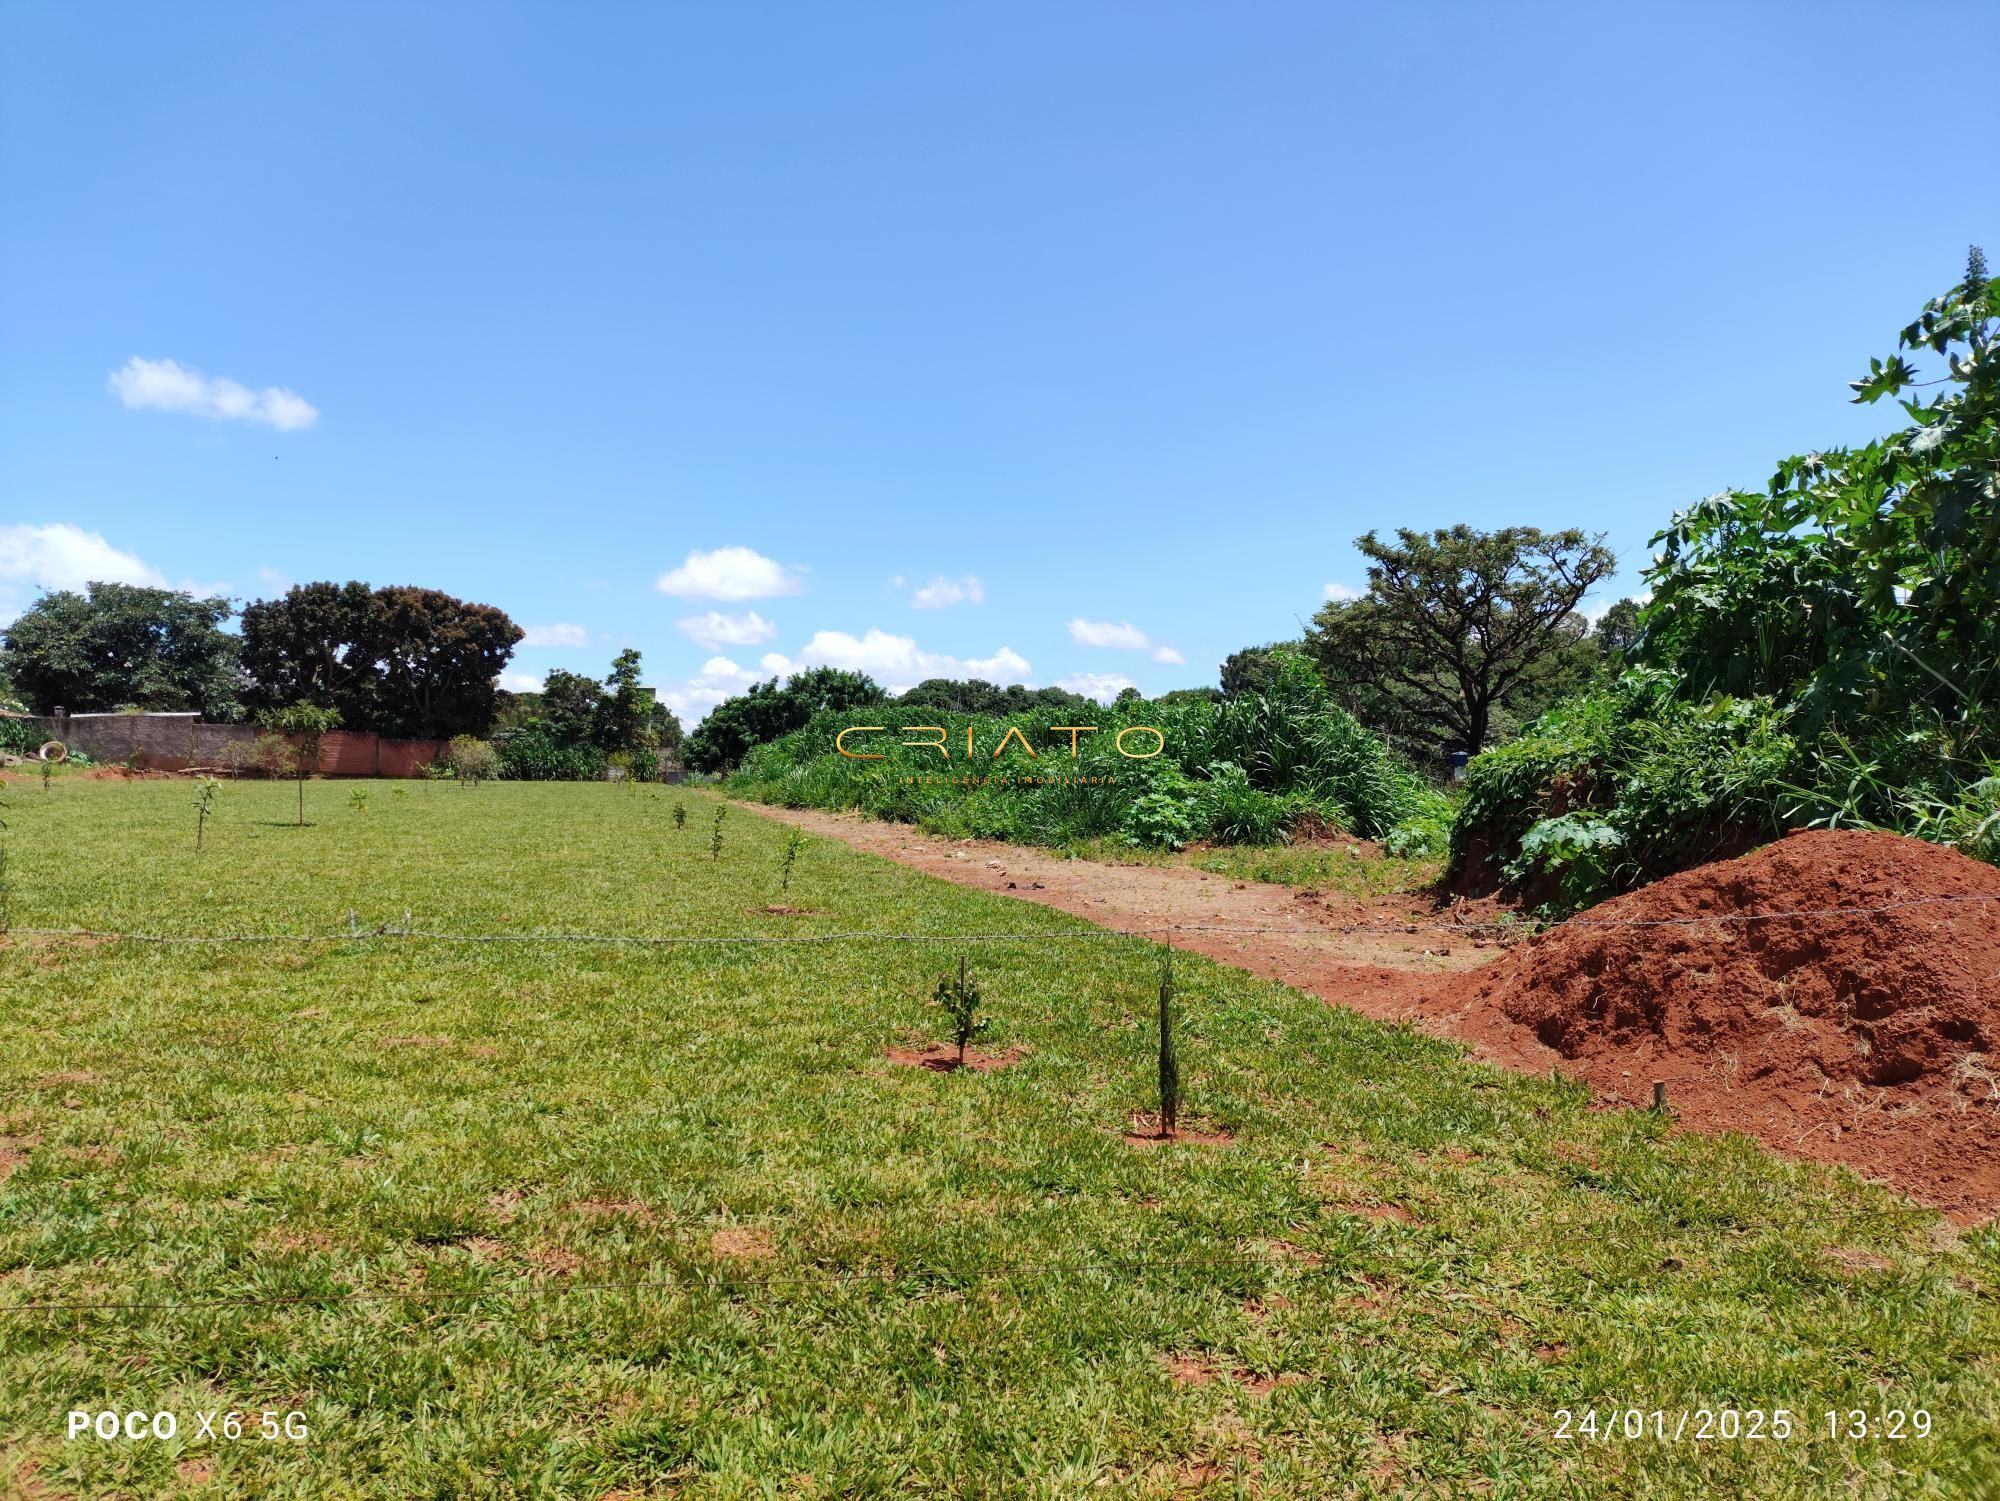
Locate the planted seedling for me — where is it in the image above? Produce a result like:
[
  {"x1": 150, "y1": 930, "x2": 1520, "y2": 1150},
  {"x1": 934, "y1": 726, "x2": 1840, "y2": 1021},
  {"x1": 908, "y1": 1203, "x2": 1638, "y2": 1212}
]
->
[
  {"x1": 350, "y1": 787, "x2": 370, "y2": 813},
  {"x1": 709, "y1": 803, "x2": 726, "y2": 861},
  {"x1": 194, "y1": 777, "x2": 220, "y2": 851},
  {"x1": 1157, "y1": 950, "x2": 1180, "y2": 1140},
  {"x1": 779, "y1": 827, "x2": 806, "y2": 893},
  {"x1": 261, "y1": 702, "x2": 341, "y2": 826},
  {"x1": 933, "y1": 956, "x2": 990, "y2": 1066},
  {"x1": 673, "y1": 800, "x2": 687, "y2": 832}
]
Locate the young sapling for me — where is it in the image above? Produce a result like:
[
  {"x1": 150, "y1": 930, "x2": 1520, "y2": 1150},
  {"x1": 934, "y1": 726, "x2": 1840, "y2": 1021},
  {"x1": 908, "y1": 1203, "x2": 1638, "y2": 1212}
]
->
[
  {"x1": 194, "y1": 777, "x2": 220, "y2": 850},
  {"x1": 780, "y1": 827, "x2": 806, "y2": 893},
  {"x1": 673, "y1": 799, "x2": 687, "y2": 832},
  {"x1": 932, "y1": 955, "x2": 990, "y2": 1066},
  {"x1": 709, "y1": 803, "x2": 726, "y2": 861},
  {"x1": 1157, "y1": 951, "x2": 1180, "y2": 1140}
]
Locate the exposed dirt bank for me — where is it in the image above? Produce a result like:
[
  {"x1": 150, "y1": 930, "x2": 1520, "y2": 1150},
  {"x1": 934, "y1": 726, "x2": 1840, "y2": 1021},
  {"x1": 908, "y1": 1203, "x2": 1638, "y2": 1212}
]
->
[{"x1": 1433, "y1": 829, "x2": 2000, "y2": 1219}]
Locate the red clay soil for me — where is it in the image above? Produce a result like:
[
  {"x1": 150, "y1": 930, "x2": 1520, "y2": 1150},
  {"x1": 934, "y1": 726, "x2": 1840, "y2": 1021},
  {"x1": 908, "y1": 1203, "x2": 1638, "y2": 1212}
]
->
[
  {"x1": 751, "y1": 807, "x2": 2000, "y2": 1217},
  {"x1": 1428, "y1": 830, "x2": 2000, "y2": 1218}
]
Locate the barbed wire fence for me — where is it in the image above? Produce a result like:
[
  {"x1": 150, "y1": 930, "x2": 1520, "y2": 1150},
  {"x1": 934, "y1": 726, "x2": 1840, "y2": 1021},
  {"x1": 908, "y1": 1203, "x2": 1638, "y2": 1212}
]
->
[{"x1": 4, "y1": 887, "x2": 1996, "y2": 951}]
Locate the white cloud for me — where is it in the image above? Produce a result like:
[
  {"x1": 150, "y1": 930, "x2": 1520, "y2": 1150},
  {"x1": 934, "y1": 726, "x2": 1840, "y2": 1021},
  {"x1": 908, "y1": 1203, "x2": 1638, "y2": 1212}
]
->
[
  {"x1": 0, "y1": 522, "x2": 167, "y2": 595},
  {"x1": 255, "y1": 565, "x2": 293, "y2": 596},
  {"x1": 2, "y1": 522, "x2": 172, "y2": 624},
  {"x1": 790, "y1": 627, "x2": 1032, "y2": 694},
  {"x1": 108, "y1": 356, "x2": 318, "y2": 431},
  {"x1": 499, "y1": 670, "x2": 545, "y2": 693},
  {"x1": 1322, "y1": 581, "x2": 1363, "y2": 603},
  {"x1": 1056, "y1": 671, "x2": 1138, "y2": 704},
  {"x1": 911, "y1": 574, "x2": 985, "y2": 609},
  {"x1": 1151, "y1": 646, "x2": 1185, "y2": 665},
  {"x1": 521, "y1": 622, "x2": 590, "y2": 648},
  {"x1": 676, "y1": 609, "x2": 777, "y2": 649},
  {"x1": 1068, "y1": 618, "x2": 1151, "y2": 650},
  {"x1": 657, "y1": 654, "x2": 768, "y2": 723},
  {"x1": 656, "y1": 546, "x2": 806, "y2": 600}
]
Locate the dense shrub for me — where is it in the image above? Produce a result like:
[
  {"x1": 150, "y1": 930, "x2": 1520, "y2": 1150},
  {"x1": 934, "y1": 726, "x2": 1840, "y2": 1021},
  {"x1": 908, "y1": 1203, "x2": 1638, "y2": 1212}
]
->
[
  {"x1": 497, "y1": 725, "x2": 605, "y2": 782},
  {"x1": 731, "y1": 655, "x2": 1449, "y2": 853},
  {"x1": 443, "y1": 735, "x2": 499, "y2": 785},
  {"x1": 1453, "y1": 258, "x2": 2000, "y2": 909},
  {"x1": 1448, "y1": 670, "x2": 1798, "y2": 902}
]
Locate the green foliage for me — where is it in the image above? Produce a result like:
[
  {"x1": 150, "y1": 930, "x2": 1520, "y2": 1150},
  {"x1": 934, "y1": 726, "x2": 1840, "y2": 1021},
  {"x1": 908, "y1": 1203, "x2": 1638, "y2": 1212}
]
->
[
  {"x1": 1157, "y1": 952, "x2": 1179, "y2": 1140},
  {"x1": 894, "y1": 678, "x2": 1094, "y2": 716},
  {"x1": 260, "y1": 701, "x2": 342, "y2": 826},
  {"x1": 684, "y1": 667, "x2": 886, "y2": 773},
  {"x1": 1219, "y1": 643, "x2": 1296, "y2": 699},
  {"x1": 600, "y1": 649, "x2": 666, "y2": 758},
  {"x1": 672, "y1": 799, "x2": 687, "y2": 832},
  {"x1": 1303, "y1": 526, "x2": 1615, "y2": 755},
  {"x1": 1, "y1": 582, "x2": 240, "y2": 718},
  {"x1": 779, "y1": 826, "x2": 806, "y2": 893},
  {"x1": 731, "y1": 654, "x2": 1447, "y2": 854},
  {"x1": 193, "y1": 777, "x2": 219, "y2": 851},
  {"x1": 1450, "y1": 671, "x2": 1798, "y2": 903},
  {"x1": 443, "y1": 735, "x2": 498, "y2": 786},
  {"x1": 932, "y1": 956, "x2": 989, "y2": 1064},
  {"x1": 495, "y1": 724, "x2": 604, "y2": 782},
  {"x1": 1506, "y1": 814, "x2": 1624, "y2": 911},
  {"x1": 349, "y1": 786, "x2": 370, "y2": 813},
  {"x1": 709, "y1": 803, "x2": 726, "y2": 861},
  {"x1": 239, "y1": 582, "x2": 522, "y2": 739},
  {"x1": 1458, "y1": 257, "x2": 2000, "y2": 906},
  {"x1": 1643, "y1": 253, "x2": 1996, "y2": 752}
]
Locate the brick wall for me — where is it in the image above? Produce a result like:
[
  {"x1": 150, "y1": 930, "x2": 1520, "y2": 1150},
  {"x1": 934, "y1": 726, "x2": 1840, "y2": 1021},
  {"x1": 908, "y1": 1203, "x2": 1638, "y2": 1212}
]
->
[{"x1": 7, "y1": 712, "x2": 445, "y2": 778}]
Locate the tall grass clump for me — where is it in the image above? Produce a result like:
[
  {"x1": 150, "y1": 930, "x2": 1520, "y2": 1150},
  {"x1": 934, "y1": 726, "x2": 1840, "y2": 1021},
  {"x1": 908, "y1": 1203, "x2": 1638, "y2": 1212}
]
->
[{"x1": 732, "y1": 654, "x2": 1447, "y2": 854}]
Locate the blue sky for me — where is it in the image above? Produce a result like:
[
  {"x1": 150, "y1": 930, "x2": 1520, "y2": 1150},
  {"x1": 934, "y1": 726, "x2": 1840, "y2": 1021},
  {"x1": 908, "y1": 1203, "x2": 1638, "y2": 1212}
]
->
[{"x1": 2, "y1": 4, "x2": 1992, "y2": 723}]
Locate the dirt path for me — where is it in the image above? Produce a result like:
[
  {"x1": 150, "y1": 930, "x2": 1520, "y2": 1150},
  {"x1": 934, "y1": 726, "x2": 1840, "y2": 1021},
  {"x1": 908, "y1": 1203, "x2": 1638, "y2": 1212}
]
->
[{"x1": 753, "y1": 803, "x2": 1513, "y2": 1033}]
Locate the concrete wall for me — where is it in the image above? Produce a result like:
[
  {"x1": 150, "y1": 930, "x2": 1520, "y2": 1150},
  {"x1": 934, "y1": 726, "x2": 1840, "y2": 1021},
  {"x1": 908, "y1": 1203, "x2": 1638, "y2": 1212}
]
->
[{"x1": 5, "y1": 711, "x2": 446, "y2": 777}]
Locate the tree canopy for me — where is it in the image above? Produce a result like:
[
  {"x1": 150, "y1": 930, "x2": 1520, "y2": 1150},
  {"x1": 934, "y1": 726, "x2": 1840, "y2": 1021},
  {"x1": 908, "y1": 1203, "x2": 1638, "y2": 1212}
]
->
[
  {"x1": 683, "y1": 667, "x2": 886, "y2": 772},
  {"x1": 1303, "y1": 526, "x2": 1614, "y2": 754},
  {"x1": 1, "y1": 582, "x2": 241, "y2": 717},
  {"x1": 240, "y1": 582, "x2": 522, "y2": 739},
  {"x1": 893, "y1": 678, "x2": 1095, "y2": 716}
]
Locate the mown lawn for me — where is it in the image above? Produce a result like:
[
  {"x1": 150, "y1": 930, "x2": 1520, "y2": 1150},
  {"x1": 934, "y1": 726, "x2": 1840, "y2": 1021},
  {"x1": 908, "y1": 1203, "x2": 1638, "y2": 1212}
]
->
[{"x1": 1, "y1": 777, "x2": 1995, "y2": 1498}]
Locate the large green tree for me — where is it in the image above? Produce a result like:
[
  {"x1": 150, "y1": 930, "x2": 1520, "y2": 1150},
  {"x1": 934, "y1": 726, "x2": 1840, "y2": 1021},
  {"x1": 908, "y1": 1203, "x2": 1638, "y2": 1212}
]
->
[
  {"x1": 1303, "y1": 526, "x2": 1615, "y2": 754},
  {"x1": 238, "y1": 581, "x2": 379, "y2": 723},
  {"x1": 1218, "y1": 643, "x2": 1298, "y2": 700},
  {"x1": 683, "y1": 667, "x2": 885, "y2": 772},
  {"x1": 2, "y1": 582, "x2": 241, "y2": 717},
  {"x1": 240, "y1": 582, "x2": 522, "y2": 739}
]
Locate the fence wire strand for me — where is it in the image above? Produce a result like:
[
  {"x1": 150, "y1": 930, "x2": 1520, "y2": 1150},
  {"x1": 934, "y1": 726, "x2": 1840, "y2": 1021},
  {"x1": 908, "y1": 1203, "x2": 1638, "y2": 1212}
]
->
[{"x1": 4, "y1": 888, "x2": 1997, "y2": 951}]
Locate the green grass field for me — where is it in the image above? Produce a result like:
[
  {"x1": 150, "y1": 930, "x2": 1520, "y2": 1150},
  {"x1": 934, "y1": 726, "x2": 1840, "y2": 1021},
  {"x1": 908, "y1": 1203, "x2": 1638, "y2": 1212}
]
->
[{"x1": 2, "y1": 777, "x2": 1996, "y2": 1498}]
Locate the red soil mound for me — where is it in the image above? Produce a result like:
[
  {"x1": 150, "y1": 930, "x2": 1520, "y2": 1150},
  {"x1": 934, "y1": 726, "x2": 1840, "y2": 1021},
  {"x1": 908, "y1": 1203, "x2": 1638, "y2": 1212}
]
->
[{"x1": 1440, "y1": 829, "x2": 2000, "y2": 1218}]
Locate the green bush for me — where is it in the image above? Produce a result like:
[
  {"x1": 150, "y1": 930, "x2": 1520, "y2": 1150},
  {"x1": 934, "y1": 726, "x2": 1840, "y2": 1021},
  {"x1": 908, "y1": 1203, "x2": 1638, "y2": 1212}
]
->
[
  {"x1": 1449, "y1": 670, "x2": 1798, "y2": 904},
  {"x1": 443, "y1": 735, "x2": 499, "y2": 785},
  {"x1": 497, "y1": 725, "x2": 605, "y2": 782},
  {"x1": 730, "y1": 654, "x2": 1444, "y2": 853}
]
